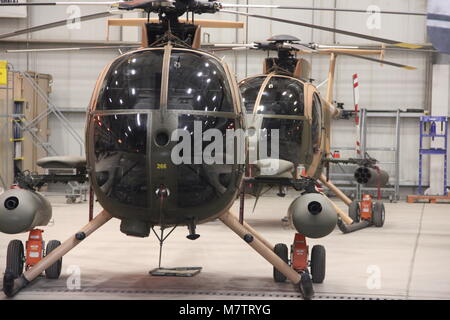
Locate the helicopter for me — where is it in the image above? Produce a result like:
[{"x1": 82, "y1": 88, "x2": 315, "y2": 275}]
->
[
  {"x1": 204, "y1": 33, "x2": 415, "y2": 278},
  {"x1": 0, "y1": 0, "x2": 426, "y2": 300},
  {"x1": 207, "y1": 34, "x2": 411, "y2": 209}
]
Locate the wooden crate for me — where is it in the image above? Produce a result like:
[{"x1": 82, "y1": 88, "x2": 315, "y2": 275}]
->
[{"x1": 407, "y1": 193, "x2": 450, "y2": 203}]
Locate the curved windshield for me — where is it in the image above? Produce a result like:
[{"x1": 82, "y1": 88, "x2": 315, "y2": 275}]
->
[
  {"x1": 96, "y1": 50, "x2": 163, "y2": 110},
  {"x1": 260, "y1": 118, "x2": 304, "y2": 165},
  {"x1": 173, "y1": 114, "x2": 238, "y2": 208},
  {"x1": 93, "y1": 113, "x2": 148, "y2": 208},
  {"x1": 167, "y1": 50, "x2": 234, "y2": 112},
  {"x1": 239, "y1": 76, "x2": 305, "y2": 165},
  {"x1": 239, "y1": 76, "x2": 265, "y2": 112},
  {"x1": 312, "y1": 93, "x2": 322, "y2": 146},
  {"x1": 258, "y1": 77, "x2": 305, "y2": 116},
  {"x1": 240, "y1": 76, "x2": 305, "y2": 115}
]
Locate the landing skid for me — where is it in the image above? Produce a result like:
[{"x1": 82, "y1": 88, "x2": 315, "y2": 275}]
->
[{"x1": 2, "y1": 210, "x2": 313, "y2": 300}]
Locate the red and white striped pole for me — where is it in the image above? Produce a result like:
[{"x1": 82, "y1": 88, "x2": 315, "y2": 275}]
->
[{"x1": 353, "y1": 74, "x2": 361, "y2": 157}]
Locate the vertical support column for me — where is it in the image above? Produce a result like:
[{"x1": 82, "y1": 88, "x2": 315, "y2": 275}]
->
[
  {"x1": 357, "y1": 108, "x2": 367, "y2": 200},
  {"x1": 444, "y1": 119, "x2": 448, "y2": 195},
  {"x1": 395, "y1": 109, "x2": 401, "y2": 201},
  {"x1": 419, "y1": 118, "x2": 424, "y2": 195},
  {"x1": 429, "y1": 64, "x2": 449, "y2": 195}
]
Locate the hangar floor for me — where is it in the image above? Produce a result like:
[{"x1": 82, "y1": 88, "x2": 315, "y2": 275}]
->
[{"x1": 1, "y1": 195, "x2": 450, "y2": 300}]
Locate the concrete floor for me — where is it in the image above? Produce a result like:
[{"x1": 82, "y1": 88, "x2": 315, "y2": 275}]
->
[{"x1": 1, "y1": 195, "x2": 450, "y2": 300}]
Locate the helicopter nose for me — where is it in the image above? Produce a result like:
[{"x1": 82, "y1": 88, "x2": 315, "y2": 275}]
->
[{"x1": 148, "y1": 114, "x2": 179, "y2": 197}]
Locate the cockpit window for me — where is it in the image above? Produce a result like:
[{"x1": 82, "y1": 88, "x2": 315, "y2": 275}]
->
[
  {"x1": 239, "y1": 76, "x2": 266, "y2": 112},
  {"x1": 173, "y1": 114, "x2": 237, "y2": 208},
  {"x1": 93, "y1": 113, "x2": 148, "y2": 208},
  {"x1": 167, "y1": 50, "x2": 234, "y2": 112},
  {"x1": 311, "y1": 93, "x2": 322, "y2": 146},
  {"x1": 258, "y1": 77, "x2": 304, "y2": 116},
  {"x1": 96, "y1": 50, "x2": 163, "y2": 110}
]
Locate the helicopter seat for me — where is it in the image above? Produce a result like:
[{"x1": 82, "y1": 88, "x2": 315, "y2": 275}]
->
[
  {"x1": 37, "y1": 156, "x2": 87, "y2": 170},
  {"x1": 253, "y1": 159, "x2": 294, "y2": 178}
]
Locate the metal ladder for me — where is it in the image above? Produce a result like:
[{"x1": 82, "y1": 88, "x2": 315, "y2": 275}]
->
[
  {"x1": 4, "y1": 65, "x2": 87, "y2": 201},
  {"x1": 357, "y1": 108, "x2": 401, "y2": 202},
  {"x1": 18, "y1": 70, "x2": 84, "y2": 155},
  {"x1": 329, "y1": 108, "x2": 401, "y2": 202},
  {"x1": 20, "y1": 71, "x2": 87, "y2": 201}
]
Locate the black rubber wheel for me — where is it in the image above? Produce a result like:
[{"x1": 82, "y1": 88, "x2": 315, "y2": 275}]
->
[
  {"x1": 373, "y1": 202, "x2": 385, "y2": 227},
  {"x1": 273, "y1": 243, "x2": 289, "y2": 283},
  {"x1": 299, "y1": 272, "x2": 314, "y2": 300},
  {"x1": 45, "y1": 240, "x2": 62, "y2": 279},
  {"x1": 310, "y1": 245, "x2": 326, "y2": 283},
  {"x1": 348, "y1": 200, "x2": 360, "y2": 223},
  {"x1": 6, "y1": 240, "x2": 24, "y2": 278},
  {"x1": 3, "y1": 271, "x2": 16, "y2": 297}
]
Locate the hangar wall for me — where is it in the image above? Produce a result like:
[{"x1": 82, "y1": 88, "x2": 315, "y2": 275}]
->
[{"x1": 0, "y1": 0, "x2": 447, "y2": 188}]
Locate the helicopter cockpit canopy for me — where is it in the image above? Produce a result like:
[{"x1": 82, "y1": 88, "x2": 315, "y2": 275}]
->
[
  {"x1": 88, "y1": 47, "x2": 244, "y2": 234},
  {"x1": 239, "y1": 74, "x2": 319, "y2": 166},
  {"x1": 96, "y1": 49, "x2": 234, "y2": 112}
]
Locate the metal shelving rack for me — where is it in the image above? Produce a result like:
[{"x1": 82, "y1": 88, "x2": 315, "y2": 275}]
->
[
  {"x1": 418, "y1": 116, "x2": 448, "y2": 195},
  {"x1": 12, "y1": 100, "x2": 25, "y2": 176},
  {"x1": 329, "y1": 108, "x2": 403, "y2": 201},
  {"x1": 0, "y1": 63, "x2": 88, "y2": 201}
]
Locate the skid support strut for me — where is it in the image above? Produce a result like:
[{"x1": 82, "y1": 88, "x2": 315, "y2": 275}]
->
[
  {"x1": 219, "y1": 211, "x2": 314, "y2": 299},
  {"x1": 3, "y1": 210, "x2": 112, "y2": 297},
  {"x1": 319, "y1": 174, "x2": 352, "y2": 206}
]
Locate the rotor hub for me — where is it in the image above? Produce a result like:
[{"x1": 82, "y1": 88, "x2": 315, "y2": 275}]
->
[{"x1": 118, "y1": 0, "x2": 221, "y2": 17}]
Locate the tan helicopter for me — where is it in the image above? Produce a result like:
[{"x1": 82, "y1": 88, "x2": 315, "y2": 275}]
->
[
  {"x1": 231, "y1": 35, "x2": 411, "y2": 205},
  {"x1": 205, "y1": 34, "x2": 415, "y2": 281},
  {"x1": 0, "y1": 0, "x2": 424, "y2": 300}
]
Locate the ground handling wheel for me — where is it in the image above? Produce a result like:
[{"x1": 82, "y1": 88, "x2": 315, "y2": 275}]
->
[
  {"x1": 372, "y1": 202, "x2": 385, "y2": 227},
  {"x1": 66, "y1": 196, "x2": 76, "y2": 204},
  {"x1": 310, "y1": 245, "x2": 326, "y2": 283},
  {"x1": 273, "y1": 243, "x2": 289, "y2": 283},
  {"x1": 298, "y1": 272, "x2": 314, "y2": 300},
  {"x1": 348, "y1": 200, "x2": 360, "y2": 223},
  {"x1": 6, "y1": 240, "x2": 24, "y2": 278},
  {"x1": 45, "y1": 240, "x2": 62, "y2": 279}
]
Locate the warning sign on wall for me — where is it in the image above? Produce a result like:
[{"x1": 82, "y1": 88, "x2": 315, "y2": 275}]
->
[
  {"x1": 0, "y1": 0, "x2": 27, "y2": 18},
  {"x1": 0, "y1": 61, "x2": 8, "y2": 85}
]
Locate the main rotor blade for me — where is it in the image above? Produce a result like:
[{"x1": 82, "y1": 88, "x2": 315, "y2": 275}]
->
[
  {"x1": 337, "y1": 52, "x2": 416, "y2": 70},
  {"x1": 317, "y1": 44, "x2": 436, "y2": 53},
  {"x1": 0, "y1": 1, "x2": 118, "y2": 5},
  {"x1": 221, "y1": 10, "x2": 426, "y2": 49},
  {"x1": 0, "y1": 0, "x2": 171, "y2": 8},
  {"x1": 5, "y1": 45, "x2": 140, "y2": 53},
  {"x1": 0, "y1": 11, "x2": 116, "y2": 40},
  {"x1": 219, "y1": 4, "x2": 426, "y2": 16},
  {"x1": 212, "y1": 43, "x2": 256, "y2": 48}
]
